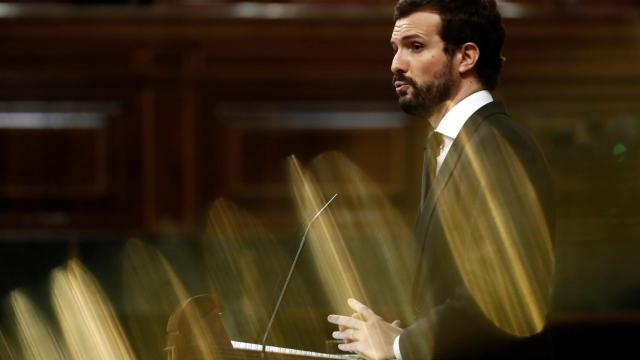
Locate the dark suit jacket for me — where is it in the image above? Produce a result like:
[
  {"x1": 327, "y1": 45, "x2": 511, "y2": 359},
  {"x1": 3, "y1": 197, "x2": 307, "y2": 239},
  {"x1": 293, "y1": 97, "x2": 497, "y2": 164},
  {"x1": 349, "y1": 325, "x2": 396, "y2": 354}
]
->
[{"x1": 400, "y1": 102, "x2": 555, "y2": 360}]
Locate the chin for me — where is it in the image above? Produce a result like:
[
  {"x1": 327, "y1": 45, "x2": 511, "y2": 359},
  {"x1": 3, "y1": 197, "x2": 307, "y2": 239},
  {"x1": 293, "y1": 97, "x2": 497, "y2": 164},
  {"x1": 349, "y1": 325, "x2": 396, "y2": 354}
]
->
[
  {"x1": 399, "y1": 102, "x2": 422, "y2": 116},
  {"x1": 397, "y1": 95, "x2": 413, "y2": 108}
]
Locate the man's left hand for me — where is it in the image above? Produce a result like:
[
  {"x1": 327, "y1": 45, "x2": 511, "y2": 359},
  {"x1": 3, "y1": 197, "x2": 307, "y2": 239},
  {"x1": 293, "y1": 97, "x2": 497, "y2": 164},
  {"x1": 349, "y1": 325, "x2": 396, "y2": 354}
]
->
[{"x1": 327, "y1": 298, "x2": 402, "y2": 360}]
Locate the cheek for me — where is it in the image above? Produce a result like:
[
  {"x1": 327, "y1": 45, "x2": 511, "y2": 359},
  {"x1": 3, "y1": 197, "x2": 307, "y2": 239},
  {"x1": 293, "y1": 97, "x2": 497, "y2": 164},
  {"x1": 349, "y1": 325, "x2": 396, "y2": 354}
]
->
[
  {"x1": 413, "y1": 60, "x2": 436, "y2": 81},
  {"x1": 415, "y1": 53, "x2": 446, "y2": 78}
]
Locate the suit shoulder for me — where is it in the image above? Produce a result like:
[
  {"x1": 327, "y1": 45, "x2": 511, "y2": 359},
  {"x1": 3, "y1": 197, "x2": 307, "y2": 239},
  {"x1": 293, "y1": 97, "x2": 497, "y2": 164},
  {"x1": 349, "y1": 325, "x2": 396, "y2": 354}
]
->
[
  {"x1": 479, "y1": 111, "x2": 529, "y2": 140},
  {"x1": 473, "y1": 112, "x2": 544, "y2": 158}
]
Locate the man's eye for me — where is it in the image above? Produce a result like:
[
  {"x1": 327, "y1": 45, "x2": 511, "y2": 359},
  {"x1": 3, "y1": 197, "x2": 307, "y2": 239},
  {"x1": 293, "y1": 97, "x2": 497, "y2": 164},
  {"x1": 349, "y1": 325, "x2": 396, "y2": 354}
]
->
[{"x1": 412, "y1": 42, "x2": 424, "y2": 51}]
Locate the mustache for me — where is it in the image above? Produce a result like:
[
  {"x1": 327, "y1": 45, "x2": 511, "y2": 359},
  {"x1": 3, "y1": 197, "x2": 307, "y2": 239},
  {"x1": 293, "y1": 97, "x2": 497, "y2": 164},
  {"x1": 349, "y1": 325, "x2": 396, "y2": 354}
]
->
[{"x1": 392, "y1": 74, "x2": 418, "y2": 88}]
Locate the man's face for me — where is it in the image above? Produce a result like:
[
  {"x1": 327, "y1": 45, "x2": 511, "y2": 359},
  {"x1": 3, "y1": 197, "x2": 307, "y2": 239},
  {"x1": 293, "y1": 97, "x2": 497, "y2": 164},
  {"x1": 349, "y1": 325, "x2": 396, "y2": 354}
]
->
[{"x1": 390, "y1": 11, "x2": 455, "y2": 118}]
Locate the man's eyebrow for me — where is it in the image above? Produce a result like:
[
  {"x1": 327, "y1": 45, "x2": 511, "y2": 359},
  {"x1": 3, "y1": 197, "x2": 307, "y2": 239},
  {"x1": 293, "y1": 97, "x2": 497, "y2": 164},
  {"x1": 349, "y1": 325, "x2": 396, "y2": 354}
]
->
[
  {"x1": 400, "y1": 34, "x2": 426, "y2": 42},
  {"x1": 390, "y1": 33, "x2": 426, "y2": 45}
]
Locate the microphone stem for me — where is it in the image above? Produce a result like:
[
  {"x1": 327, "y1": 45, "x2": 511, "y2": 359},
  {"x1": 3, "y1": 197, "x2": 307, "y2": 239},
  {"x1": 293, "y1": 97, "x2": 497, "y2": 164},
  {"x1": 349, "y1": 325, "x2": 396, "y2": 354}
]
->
[{"x1": 260, "y1": 193, "x2": 339, "y2": 359}]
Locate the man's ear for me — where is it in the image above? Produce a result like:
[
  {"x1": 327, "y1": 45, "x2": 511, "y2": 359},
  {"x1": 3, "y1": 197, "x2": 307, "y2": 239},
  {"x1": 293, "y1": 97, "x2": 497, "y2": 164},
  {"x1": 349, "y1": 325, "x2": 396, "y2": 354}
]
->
[{"x1": 458, "y1": 42, "x2": 480, "y2": 74}]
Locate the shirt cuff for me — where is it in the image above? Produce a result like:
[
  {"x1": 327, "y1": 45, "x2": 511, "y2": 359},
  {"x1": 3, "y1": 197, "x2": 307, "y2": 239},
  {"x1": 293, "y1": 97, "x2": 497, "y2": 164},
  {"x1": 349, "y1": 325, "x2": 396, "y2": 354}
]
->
[{"x1": 393, "y1": 335, "x2": 403, "y2": 360}]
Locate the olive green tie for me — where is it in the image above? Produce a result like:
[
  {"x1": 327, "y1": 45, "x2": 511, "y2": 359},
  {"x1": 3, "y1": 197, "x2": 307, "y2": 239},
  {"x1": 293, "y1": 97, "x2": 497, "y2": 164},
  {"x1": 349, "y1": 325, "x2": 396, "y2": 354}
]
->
[{"x1": 420, "y1": 130, "x2": 444, "y2": 209}]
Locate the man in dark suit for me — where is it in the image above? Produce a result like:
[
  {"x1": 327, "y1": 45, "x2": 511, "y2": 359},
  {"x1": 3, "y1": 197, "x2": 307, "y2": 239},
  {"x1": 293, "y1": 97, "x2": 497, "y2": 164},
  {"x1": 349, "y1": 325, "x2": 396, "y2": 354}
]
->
[{"x1": 328, "y1": 1, "x2": 555, "y2": 359}]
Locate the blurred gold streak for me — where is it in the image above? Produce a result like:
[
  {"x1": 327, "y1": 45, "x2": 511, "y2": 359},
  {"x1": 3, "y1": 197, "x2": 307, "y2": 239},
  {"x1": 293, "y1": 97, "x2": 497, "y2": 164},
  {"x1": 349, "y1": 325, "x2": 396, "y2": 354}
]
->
[
  {"x1": 205, "y1": 199, "x2": 275, "y2": 341},
  {"x1": 123, "y1": 239, "x2": 216, "y2": 360},
  {"x1": 9, "y1": 290, "x2": 66, "y2": 360},
  {"x1": 442, "y1": 133, "x2": 553, "y2": 336},
  {"x1": 122, "y1": 239, "x2": 186, "y2": 359},
  {"x1": 163, "y1": 260, "x2": 217, "y2": 360},
  {"x1": 289, "y1": 156, "x2": 367, "y2": 313},
  {"x1": 308, "y1": 152, "x2": 417, "y2": 321},
  {"x1": 51, "y1": 259, "x2": 135, "y2": 360},
  {"x1": 0, "y1": 328, "x2": 16, "y2": 360}
]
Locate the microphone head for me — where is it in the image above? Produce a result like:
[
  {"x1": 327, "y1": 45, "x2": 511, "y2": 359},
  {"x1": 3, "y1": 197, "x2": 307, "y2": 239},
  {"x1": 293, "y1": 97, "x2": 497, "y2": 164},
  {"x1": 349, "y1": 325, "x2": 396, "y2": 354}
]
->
[{"x1": 165, "y1": 294, "x2": 231, "y2": 360}]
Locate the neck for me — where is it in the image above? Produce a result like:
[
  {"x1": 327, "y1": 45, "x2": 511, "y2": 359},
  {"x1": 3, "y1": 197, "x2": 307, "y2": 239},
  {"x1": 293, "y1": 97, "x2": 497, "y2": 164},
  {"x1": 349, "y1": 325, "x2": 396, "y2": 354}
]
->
[{"x1": 428, "y1": 80, "x2": 485, "y2": 129}]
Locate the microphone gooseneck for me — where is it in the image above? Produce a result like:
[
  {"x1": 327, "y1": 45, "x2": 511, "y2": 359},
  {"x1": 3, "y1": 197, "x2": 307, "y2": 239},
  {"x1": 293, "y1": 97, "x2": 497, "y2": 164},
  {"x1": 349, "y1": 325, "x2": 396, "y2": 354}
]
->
[{"x1": 260, "y1": 193, "x2": 339, "y2": 359}]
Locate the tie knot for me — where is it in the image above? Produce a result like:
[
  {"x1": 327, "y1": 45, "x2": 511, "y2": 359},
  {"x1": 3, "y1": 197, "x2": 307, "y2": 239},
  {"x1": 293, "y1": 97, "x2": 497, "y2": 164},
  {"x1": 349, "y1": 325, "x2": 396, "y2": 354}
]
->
[{"x1": 427, "y1": 130, "x2": 444, "y2": 157}]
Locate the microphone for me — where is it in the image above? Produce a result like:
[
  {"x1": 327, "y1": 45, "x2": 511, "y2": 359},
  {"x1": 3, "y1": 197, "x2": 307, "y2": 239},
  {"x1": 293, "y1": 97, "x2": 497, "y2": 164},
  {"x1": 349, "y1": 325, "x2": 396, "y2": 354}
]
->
[{"x1": 260, "y1": 193, "x2": 339, "y2": 359}]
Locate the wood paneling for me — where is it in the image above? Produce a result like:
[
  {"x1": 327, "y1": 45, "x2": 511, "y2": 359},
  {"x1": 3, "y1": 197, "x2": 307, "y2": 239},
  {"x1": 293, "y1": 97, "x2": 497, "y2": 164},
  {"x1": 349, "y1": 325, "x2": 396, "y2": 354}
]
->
[
  {"x1": 0, "y1": 128, "x2": 107, "y2": 199},
  {"x1": 211, "y1": 103, "x2": 410, "y2": 199},
  {"x1": 0, "y1": 4, "x2": 638, "y2": 237}
]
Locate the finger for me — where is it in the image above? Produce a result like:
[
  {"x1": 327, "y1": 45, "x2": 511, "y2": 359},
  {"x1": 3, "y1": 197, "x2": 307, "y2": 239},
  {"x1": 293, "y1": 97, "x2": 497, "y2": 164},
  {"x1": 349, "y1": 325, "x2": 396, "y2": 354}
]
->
[
  {"x1": 338, "y1": 341, "x2": 361, "y2": 353},
  {"x1": 332, "y1": 329, "x2": 360, "y2": 341},
  {"x1": 327, "y1": 314, "x2": 362, "y2": 329},
  {"x1": 391, "y1": 320, "x2": 402, "y2": 327},
  {"x1": 347, "y1": 298, "x2": 376, "y2": 320},
  {"x1": 339, "y1": 313, "x2": 360, "y2": 332}
]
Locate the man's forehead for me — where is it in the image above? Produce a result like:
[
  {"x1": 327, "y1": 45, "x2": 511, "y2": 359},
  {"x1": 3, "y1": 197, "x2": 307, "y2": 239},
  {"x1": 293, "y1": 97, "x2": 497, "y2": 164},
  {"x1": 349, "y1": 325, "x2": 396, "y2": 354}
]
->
[{"x1": 391, "y1": 11, "x2": 441, "y2": 41}]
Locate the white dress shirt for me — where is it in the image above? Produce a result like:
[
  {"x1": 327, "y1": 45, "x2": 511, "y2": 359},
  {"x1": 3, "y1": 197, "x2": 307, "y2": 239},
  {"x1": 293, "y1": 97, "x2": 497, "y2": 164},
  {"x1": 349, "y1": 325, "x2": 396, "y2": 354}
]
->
[
  {"x1": 392, "y1": 90, "x2": 494, "y2": 360},
  {"x1": 435, "y1": 90, "x2": 494, "y2": 173}
]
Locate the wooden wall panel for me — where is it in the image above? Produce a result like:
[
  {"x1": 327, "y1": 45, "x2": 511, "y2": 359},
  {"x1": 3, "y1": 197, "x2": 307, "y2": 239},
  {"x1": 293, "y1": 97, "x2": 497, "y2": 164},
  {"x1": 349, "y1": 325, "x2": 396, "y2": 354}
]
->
[
  {"x1": 210, "y1": 103, "x2": 410, "y2": 200},
  {"x1": 0, "y1": 127, "x2": 107, "y2": 199},
  {"x1": 0, "y1": 96, "x2": 145, "y2": 231},
  {"x1": 0, "y1": 4, "x2": 637, "y2": 240}
]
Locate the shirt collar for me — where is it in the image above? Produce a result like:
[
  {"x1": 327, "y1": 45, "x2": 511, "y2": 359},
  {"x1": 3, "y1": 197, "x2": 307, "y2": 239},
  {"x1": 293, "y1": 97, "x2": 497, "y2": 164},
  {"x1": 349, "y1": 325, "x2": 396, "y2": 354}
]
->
[{"x1": 435, "y1": 90, "x2": 493, "y2": 139}]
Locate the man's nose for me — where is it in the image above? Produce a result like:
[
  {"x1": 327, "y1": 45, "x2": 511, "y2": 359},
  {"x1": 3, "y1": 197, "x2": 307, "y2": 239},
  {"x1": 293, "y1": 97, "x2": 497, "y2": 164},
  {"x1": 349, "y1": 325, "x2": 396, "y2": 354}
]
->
[{"x1": 391, "y1": 51, "x2": 408, "y2": 75}]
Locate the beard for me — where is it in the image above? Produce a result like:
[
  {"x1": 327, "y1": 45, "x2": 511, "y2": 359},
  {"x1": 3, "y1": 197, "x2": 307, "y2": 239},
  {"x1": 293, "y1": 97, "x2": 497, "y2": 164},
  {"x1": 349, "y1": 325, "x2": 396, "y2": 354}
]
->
[{"x1": 393, "y1": 61, "x2": 454, "y2": 118}]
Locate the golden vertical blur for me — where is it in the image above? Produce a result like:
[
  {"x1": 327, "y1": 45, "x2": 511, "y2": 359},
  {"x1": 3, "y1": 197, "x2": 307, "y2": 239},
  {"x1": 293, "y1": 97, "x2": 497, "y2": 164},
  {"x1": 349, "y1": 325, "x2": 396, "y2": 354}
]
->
[
  {"x1": 288, "y1": 152, "x2": 421, "y2": 322},
  {"x1": 8, "y1": 290, "x2": 66, "y2": 360},
  {"x1": 289, "y1": 155, "x2": 367, "y2": 316},
  {"x1": 306, "y1": 152, "x2": 418, "y2": 321},
  {"x1": 0, "y1": 327, "x2": 17, "y2": 360},
  {"x1": 121, "y1": 239, "x2": 193, "y2": 359},
  {"x1": 205, "y1": 198, "x2": 329, "y2": 347},
  {"x1": 438, "y1": 132, "x2": 554, "y2": 337},
  {"x1": 204, "y1": 198, "x2": 280, "y2": 342},
  {"x1": 50, "y1": 259, "x2": 136, "y2": 360}
]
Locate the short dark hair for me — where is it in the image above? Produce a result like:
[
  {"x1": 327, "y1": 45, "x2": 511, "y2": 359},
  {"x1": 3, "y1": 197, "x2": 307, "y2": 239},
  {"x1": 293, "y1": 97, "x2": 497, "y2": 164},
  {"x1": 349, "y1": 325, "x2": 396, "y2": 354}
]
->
[{"x1": 394, "y1": 0, "x2": 505, "y2": 91}]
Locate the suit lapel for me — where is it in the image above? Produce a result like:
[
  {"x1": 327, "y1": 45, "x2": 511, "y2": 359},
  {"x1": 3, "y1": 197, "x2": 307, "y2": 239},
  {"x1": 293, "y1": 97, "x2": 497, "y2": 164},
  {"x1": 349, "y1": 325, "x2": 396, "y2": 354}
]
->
[
  {"x1": 412, "y1": 102, "x2": 507, "y2": 311},
  {"x1": 417, "y1": 103, "x2": 505, "y2": 231}
]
